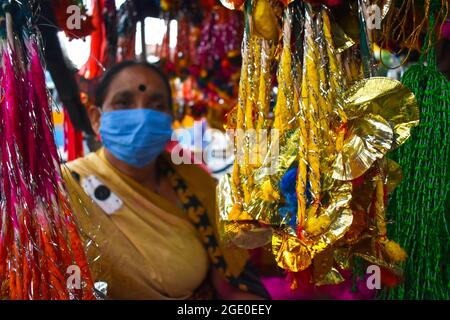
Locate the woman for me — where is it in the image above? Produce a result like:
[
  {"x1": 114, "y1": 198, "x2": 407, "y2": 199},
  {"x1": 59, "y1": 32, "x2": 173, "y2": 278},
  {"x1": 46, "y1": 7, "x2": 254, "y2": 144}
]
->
[{"x1": 62, "y1": 61, "x2": 268, "y2": 300}]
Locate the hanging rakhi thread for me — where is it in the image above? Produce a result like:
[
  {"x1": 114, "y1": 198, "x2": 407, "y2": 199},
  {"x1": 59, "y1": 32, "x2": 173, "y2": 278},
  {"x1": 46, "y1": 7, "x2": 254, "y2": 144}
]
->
[{"x1": 0, "y1": 3, "x2": 95, "y2": 300}]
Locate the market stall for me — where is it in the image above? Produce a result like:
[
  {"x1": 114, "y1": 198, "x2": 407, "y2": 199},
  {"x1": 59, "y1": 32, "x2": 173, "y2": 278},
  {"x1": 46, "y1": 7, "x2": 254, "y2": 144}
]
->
[{"x1": 0, "y1": 0, "x2": 449, "y2": 300}]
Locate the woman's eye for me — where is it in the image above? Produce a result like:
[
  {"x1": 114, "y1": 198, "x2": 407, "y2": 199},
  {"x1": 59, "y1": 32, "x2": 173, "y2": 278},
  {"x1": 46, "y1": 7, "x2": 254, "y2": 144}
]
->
[
  {"x1": 113, "y1": 100, "x2": 130, "y2": 108},
  {"x1": 149, "y1": 102, "x2": 166, "y2": 111}
]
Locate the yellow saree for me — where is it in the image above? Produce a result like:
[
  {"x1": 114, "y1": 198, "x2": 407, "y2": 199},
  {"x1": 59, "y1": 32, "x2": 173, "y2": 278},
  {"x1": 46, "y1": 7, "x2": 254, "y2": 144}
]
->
[{"x1": 62, "y1": 148, "x2": 268, "y2": 299}]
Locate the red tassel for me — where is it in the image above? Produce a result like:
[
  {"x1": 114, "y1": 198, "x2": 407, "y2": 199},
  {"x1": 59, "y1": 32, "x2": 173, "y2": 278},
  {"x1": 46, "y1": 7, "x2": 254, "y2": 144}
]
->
[{"x1": 63, "y1": 108, "x2": 84, "y2": 161}]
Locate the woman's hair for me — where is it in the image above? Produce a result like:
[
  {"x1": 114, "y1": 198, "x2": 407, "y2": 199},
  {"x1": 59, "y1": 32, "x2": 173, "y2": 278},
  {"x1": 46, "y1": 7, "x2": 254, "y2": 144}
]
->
[{"x1": 94, "y1": 60, "x2": 173, "y2": 109}]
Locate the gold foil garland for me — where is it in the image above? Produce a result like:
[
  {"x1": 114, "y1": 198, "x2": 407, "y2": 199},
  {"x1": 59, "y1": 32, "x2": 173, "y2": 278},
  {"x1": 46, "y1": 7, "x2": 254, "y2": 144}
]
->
[{"x1": 218, "y1": 0, "x2": 419, "y2": 286}]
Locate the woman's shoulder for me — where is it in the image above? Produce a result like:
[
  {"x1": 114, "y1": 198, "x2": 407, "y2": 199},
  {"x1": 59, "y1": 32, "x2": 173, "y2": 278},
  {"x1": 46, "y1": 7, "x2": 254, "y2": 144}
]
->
[
  {"x1": 173, "y1": 161, "x2": 217, "y2": 189},
  {"x1": 61, "y1": 152, "x2": 107, "y2": 189},
  {"x1": 161, "y1": 152, "x2": 218, "y2": 199},
  {"x1": 63, "y1": 151, "x2": 102, "y2": 176}
]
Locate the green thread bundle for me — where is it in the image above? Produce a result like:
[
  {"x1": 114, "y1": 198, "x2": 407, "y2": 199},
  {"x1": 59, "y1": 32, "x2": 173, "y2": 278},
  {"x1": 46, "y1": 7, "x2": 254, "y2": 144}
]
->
[{"x1": 381, "y1": 2, "x2": 450, "y2": 300}]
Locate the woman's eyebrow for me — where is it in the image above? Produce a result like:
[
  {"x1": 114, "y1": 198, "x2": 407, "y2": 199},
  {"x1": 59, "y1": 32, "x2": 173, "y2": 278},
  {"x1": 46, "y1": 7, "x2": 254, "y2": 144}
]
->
[
  {"x1": 110, "y1": 90, "x2": 134, "y2": 101},
  {"x1": 147, "y1": 93, "x2": 165, "y2": 101}
]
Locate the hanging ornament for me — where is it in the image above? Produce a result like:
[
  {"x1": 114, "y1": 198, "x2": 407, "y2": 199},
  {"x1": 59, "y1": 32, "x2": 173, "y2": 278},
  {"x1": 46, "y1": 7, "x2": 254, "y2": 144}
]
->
[
  {"x1": 0, "y1": 2, "x2": 94, "y2": 299},
  {"x1": 381, "y1": 0, "x2": 450, "y2": 300},
  {"x1": 218, "y1": 0, "x2": 421, "y2": 289}
]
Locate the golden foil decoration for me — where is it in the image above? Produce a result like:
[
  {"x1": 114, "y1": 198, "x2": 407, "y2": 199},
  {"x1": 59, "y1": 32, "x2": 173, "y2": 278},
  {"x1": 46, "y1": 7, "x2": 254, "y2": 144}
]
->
[
  {"x1": 313, "y1": 249, "x2": 335, "y2": 283},
  {"x1": 253, "y1": 0, "x2": 281, "y2": 41},
  {"x1": 315, "y1": 268, "x2": 346, "y2": 286},
  {"x1": 332, "y1": 77, "x2": 420, "y2": 181},
  {"x1": 218, "y1": 1, "x2": 419, "y2": 287},
  {"x1": 217, "y1": 173, "x2": 236, "y2": 223},
  {"x1": 272, "y1": 231, "x2": 312, "y2": 272},
  {"x1": 218, "y1": 167, "x2": 274, "y2": 249},
  {"x1": 307, "y1": 199, "x2": 354, "y2": 256},
  {"x1": 331, "y1": 21, "x2": 356, "y2": 53},
  {"x1": 246, "y1": 129, "x2": 298, "y2": 224},
  {"x1": 333, "y1": 247, "x2": 352, "y2": 270},
  {"x1": 271, "y1": 178, "x2": 354, "y2": 273},
  {"x1": 332, "y1": 114, "x2": 393, "y2": 181},
  {"x1": 343, "y1": 77, "x2": 420, "y2": 149}
]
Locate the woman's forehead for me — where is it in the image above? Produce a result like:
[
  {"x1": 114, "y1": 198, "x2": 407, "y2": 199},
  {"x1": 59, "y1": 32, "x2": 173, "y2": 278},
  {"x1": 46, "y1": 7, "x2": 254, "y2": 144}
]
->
[{"x1": 106, "y1": 65, "x2": 167, "y2": 96}]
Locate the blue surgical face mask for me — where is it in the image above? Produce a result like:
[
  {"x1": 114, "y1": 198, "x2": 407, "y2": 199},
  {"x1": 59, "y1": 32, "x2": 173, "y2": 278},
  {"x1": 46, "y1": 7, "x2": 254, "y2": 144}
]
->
[{"x1": 99, "y1": 109, "x2": 173, "y2": 168}]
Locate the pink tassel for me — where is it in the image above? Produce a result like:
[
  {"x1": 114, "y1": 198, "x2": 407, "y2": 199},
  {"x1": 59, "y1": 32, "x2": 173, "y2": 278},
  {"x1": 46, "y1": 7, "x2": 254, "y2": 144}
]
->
[{"x1": 0, "y1": 39, "x2": 94, "y2": 300}]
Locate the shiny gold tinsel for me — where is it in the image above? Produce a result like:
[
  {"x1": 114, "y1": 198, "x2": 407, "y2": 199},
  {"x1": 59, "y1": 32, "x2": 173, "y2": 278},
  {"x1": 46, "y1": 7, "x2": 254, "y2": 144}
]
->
[{"x1": 218, "y1": 0, "x2": 420, "y2": 286}]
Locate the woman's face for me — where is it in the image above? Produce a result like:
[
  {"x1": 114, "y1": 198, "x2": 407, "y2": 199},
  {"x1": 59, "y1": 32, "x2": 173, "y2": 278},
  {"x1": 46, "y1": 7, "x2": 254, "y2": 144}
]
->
[{"x1": 90, "y1": 65, "x2": 171, "y2": 133}]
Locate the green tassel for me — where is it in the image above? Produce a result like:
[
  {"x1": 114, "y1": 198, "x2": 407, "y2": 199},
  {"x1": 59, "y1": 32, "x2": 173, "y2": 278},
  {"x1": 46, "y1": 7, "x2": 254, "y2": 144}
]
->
[{"x1": 381, "y1": 1, "x2": 450, "y2": 300}]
